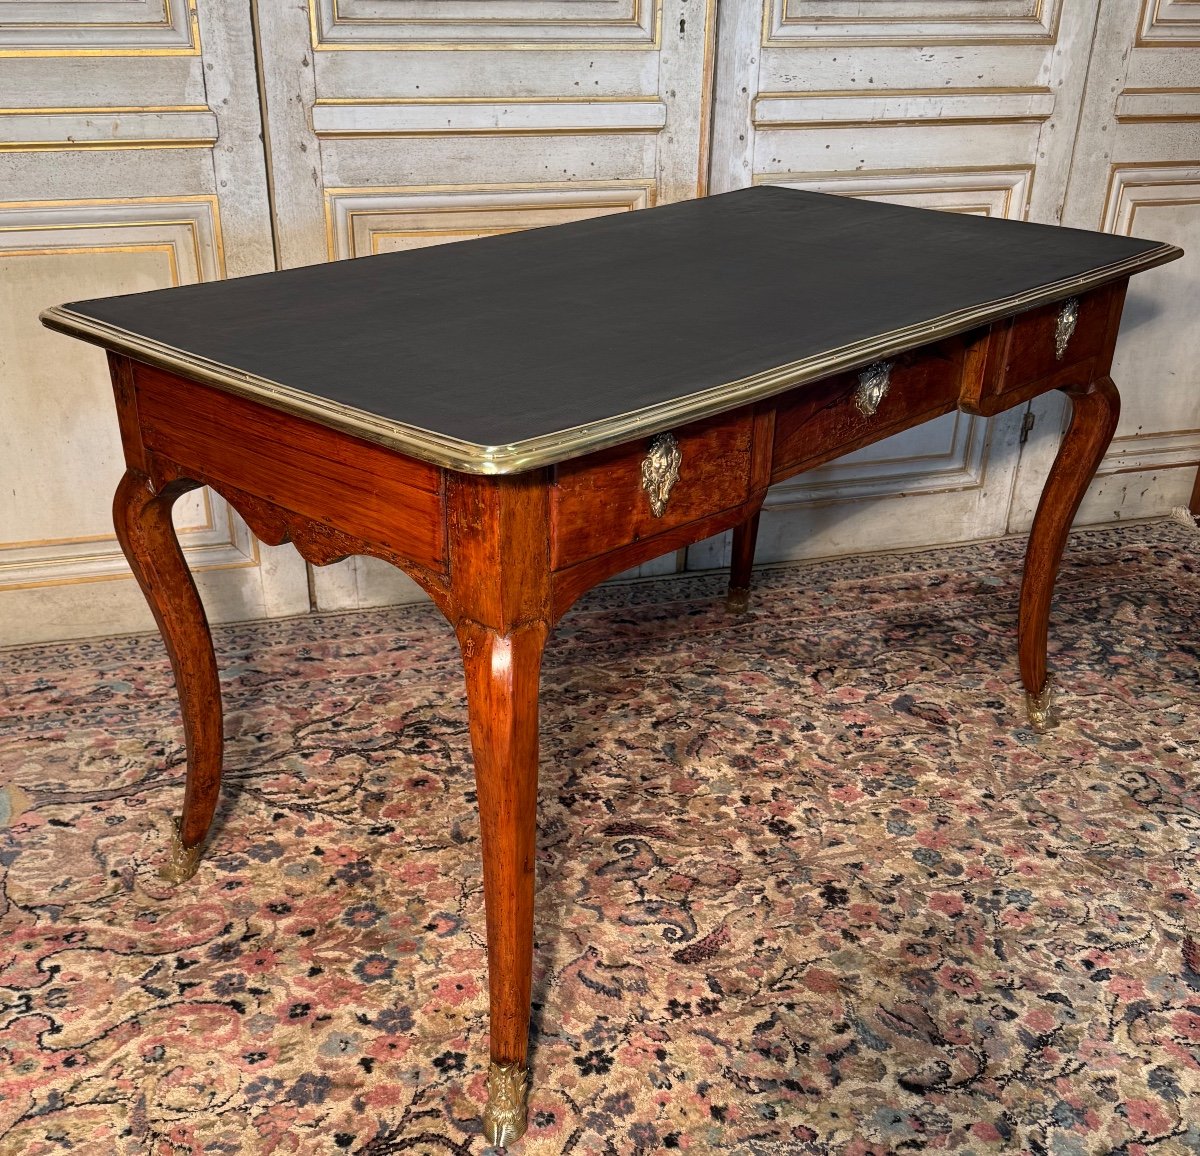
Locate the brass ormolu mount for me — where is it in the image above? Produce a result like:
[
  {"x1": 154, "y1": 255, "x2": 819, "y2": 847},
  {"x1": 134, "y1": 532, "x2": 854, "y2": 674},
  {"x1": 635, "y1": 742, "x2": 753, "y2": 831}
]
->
[
  {"x1": 159, "y1": 817, "x2": 203, "y2": 883},
  {"x1": 482, "y1": 1061, "x2": 528, "y2": 1147},
  {"x1": 1025, "y1": 676, "x2": 1059, "y2": 732}
]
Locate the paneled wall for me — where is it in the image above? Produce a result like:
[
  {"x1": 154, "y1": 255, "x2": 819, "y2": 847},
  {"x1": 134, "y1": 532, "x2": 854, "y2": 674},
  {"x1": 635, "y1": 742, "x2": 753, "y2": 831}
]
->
[
  {"x1": 0, "y1": 0, "x2": 310, "y2": 644},
  {"x1": 702, "y1": 0, "x2": 1096, "y2": 569},
  {"x1": 248, "y1": 0, "x2": 716, "y2": 611},
  {"x1": 1009, "y1": 0, "x2": 1200, "y2": 530},
  {"x1": 1, "y1": 0, "x2": 1197, "y2": 642}
]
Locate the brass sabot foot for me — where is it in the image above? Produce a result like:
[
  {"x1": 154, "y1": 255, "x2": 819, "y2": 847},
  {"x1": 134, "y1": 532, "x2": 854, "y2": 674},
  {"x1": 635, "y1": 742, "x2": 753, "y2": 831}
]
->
[
  {"x1": 1025, "y1": 676, "x2": 1059, "y2": 732},
  {"x1": 158, "y1": 817, "x2": 203, "y2": 883},
  {"x1": 725, "y1": 586, "x2": 751, "y2": 615},
  {"x1": 482, "y1": 1061, "x2": 528, "y2": 1147}
]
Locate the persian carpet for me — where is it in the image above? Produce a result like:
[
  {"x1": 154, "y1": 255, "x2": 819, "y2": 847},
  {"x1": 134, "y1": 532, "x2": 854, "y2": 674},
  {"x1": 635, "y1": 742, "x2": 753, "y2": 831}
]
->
[{"x1": 1, "y1": 519, "x2": 1198, "y2": 1156}]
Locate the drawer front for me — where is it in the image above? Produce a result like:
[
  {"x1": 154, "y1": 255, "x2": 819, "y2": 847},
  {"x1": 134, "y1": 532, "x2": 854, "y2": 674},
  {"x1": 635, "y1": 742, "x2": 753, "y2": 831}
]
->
[
  {"x1": 552, "y1": 410, "x2": 754, "y2": 569},
  {"x1": 772, "y1": 336, "x2": 965, "y2": 480},
  {"x1": 990, "y1": 286, "x2": 1113, "y2": 396}
]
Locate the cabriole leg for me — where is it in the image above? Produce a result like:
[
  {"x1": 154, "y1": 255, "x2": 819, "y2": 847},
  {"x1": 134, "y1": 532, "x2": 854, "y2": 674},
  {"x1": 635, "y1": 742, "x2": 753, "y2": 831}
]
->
[
  {"x1": 1018, "y1": 377, "x2": 1120, "y2": 730},
  {"x1": 458, "y1": 619, "x2": 547, "y2": 1147},
  {"x1": 113, "y1": 469, "x2": 223, "y2": 881}
]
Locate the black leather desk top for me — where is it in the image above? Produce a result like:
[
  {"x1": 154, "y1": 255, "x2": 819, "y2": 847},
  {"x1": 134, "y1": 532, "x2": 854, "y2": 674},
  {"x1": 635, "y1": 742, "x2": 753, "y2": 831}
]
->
[{"x1": 44, "y1": 186, "x2": 1179, "y2": 472}]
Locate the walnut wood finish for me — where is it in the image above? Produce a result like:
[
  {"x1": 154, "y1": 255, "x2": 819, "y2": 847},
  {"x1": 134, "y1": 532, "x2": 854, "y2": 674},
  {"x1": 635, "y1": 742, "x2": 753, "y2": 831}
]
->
[
  {"x1": 135, "y1": 364, "x2": 446, "y2": 568},
  {"x1": 771, "y1": 335, "x2": 967, "y2": 481},
  {"x1": 961, "y1": 283, "x2": 1125, "y2": 418},
  {"x1": 445, "y1": 471, "x2": 551, "y2": 1144},
  {"x1": 458, "y1": 619, "x2": 544, "y2": 1079},
  {"x1": 1017, "y1": 376, "x2": 1121, "y2": 719},
  {"x1": 101, "y1": 276, "x2": 1134, "y2": 1142},
  {"x1": 727, "y1": 406, "x2": 777, "y2": 611},
  {"x1": 726, "y1": 510, "x2": 761, "y2": 614},
  {"x1": 986, "y1": 289, "x2": 1112, "y2": 397},
  {"x1": 551, "y1": 410, "x2": 754, "y2": 569},
  {"x1": 113, "y1": 469, "x2": 222, "y2": 874}
]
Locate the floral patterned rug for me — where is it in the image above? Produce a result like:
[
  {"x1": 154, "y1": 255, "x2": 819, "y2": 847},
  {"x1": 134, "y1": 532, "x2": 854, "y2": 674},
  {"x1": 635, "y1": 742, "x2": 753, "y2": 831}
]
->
[{"x1": 1, "y1": 519, "x2": 1199, "y2": 1156}]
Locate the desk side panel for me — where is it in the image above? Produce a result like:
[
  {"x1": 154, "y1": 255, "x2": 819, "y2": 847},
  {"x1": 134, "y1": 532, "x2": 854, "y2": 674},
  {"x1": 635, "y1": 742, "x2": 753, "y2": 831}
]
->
[{"x1": 133, "y1": 364, "x2": 447, "y2": 572}]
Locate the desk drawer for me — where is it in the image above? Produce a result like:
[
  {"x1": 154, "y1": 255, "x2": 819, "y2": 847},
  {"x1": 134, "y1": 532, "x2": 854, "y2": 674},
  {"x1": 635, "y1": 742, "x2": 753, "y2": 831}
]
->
[
  {"x1": 772, "y1": 336, "x2": 965, "y2": 479},
  {"x1": 551, "y1": 410, "x2": 754, "y2": 569},
  {"x1": 989, "y1": 287, "x2": 1111, "y2": 396}
]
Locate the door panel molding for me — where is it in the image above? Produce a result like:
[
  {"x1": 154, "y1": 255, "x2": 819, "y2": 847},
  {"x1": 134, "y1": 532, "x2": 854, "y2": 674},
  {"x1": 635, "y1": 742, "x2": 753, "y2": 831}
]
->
[
  {"x1": 763, "y1": 0, "x2": 1062, "y2": 47},
  {"x1": 0, "y1": 1, "x2": 310, "y2": 642},
  {"x1": 0, "y1": 107, "x2": 217, "y2": 153},
  {"x1": 752, "y1": 89, "x2": 1056, "y2": 129},
  {"x1": 1008, "y1": 0, "x2": 1200, "y2": 531},
  {"x1": 0, "y1": 196, "x2": 253, "y2": 592},
  {"x1": 310, "y1": 97, "x2": 667, "y2": 137},
  {"x1": 256, "y1": 0, "x2": 712, "y2": 611},
  {"x1": 309, "y1": 0, "x2": 661, "y2": 48},
  {"x1": 323, "y1": 179, "x2": 655, "y2": 258},
  {"x1": 766, "y1": 411, "x2": 991, "y2": 508},
  {"x1": 1138, "y1": 0, "x2": 1200, "y2": 45},
  {"x1": 757, "y1": 167, "x2": 1035, "y2": 218},
  {"x1": 0, "y1": 0, "x2": 199, "y2": 54}
]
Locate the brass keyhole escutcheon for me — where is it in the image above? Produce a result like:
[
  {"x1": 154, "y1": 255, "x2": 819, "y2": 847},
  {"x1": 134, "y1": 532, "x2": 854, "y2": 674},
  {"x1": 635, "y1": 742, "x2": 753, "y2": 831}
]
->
[
  {"x1": 855, "y1": 360, "x2": 893, "y2": 417},
  {"x1": 1055, "y1": 297, "x2": 1079, "y2": 360},
  {"x1": 641, "y1": 431, "x2": 682, "y2": 518}
]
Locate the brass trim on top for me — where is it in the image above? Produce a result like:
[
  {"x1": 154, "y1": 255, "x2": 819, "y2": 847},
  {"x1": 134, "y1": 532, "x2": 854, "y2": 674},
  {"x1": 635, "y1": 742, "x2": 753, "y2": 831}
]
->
[{"x1": 39, "y1": 241, "x2": 1182, "y2": 476}]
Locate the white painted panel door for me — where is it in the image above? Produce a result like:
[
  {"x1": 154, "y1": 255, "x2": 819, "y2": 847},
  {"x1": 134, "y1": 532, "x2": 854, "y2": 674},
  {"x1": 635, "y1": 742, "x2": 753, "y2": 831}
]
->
[
  {"x1": 1008, "y1": 0, "x2": 1200, "y2": 531},
  {"x1": 0, "y1": 2, "x2": 310, "y2": 644},
  {"x1": 696, "y1": 0, "x2": 1102, "y2": 570},
  {"x1": 251, "y1": 0, "x2": 718, "y2": 610}
]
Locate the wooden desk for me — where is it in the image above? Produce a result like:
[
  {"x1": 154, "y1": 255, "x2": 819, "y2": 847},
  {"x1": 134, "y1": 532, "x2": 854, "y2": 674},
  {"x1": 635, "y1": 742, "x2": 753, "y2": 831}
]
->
[{"x1": 42, "y1": 188, "x2": 1180, "y2": 1146}]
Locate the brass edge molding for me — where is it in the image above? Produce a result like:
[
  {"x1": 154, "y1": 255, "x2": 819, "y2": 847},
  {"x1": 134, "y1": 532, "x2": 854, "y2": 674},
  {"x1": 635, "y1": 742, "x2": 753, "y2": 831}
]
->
[{"x1": 39, "y1": 243, "x2": 1182, "y2": 476}]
